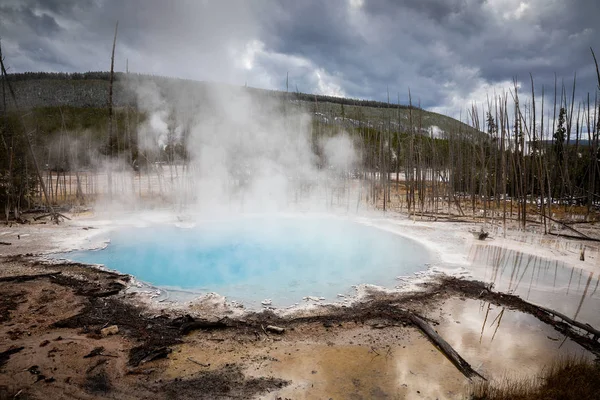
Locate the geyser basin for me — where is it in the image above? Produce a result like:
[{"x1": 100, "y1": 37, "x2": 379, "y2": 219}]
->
[{"x1": 61, "y1": 217, "x2": 431, "y2": 306}]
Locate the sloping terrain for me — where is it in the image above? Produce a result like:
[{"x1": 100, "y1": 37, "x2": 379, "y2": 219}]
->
[{"x1": 4, "y1": 72, "x2": 474, "y2": 136}]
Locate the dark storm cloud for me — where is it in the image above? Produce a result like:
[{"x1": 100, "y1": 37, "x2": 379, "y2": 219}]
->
[
  {"x1": 0, "y1": 0, "x2": 597, "y2": 116},
  {"x1": 260, "y1": 0, "x2": 599, "y2": 114},
  {"x1": 0, "y1": 5, "x2": 61, "y2": 36}
]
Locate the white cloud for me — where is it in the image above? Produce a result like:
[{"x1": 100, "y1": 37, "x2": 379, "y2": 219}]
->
[
  {"x1": 348, "y1": 0, "x2": 364, "y2": 10},
  {"x1": 314, "y1": 68, "x2": 346, "y2": 97}
]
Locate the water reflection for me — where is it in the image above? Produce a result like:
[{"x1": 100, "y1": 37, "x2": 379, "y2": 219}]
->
[
  {"x1": 167, "y1": 332, "x2": 470, "y2": 400},
  {"x1": 166, "y1": 297, "x2": 592, "y2": 399},
  {"x1": 437, "y1": 298, "x2": 592, "y2": 379},
  {"x1": 469, "y1": 245, "x2": 600, "y2": 326}
]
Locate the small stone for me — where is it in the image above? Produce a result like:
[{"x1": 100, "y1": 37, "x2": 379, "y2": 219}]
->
[
  {"x1": 100, "y1": 325, "x2": 119, "y2": 337},
  {"x1": 265, "y1": 325, "x2": 286, "y2": 334}
]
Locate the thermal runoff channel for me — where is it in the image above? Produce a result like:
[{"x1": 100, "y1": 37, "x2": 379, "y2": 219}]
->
[{"x1": 62, "y1": 217, "x2": 431, "y2": 306}]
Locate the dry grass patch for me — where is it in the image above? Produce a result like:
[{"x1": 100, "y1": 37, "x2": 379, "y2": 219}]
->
[{"x1": 471, "y1": 358, "x2": 600, "y2": 400}]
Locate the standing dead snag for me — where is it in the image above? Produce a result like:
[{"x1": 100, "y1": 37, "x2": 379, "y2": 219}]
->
[
  {"x1": 0, "y1": 45, "x2": 57, "y2": 221},
  {"x1": 107, "y1": 21, "x2": 119, "y2": 200}
]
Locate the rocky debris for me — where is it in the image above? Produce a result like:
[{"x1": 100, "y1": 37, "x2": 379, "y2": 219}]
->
[
  {"x1": 100, "y1": 325, "x2": 119, "y2": 337},
  {"x1": 265, "y1": 325, "x2": 285, "y2": 334},
  {"x1": 471, "y1": 228, "x2": 489, "y2": 240},
  {"x1": 161, "y1": 364, "x2": 289, "y2": 400},
  {"x1": 303, "y1": 296, "x2": 321, "y2": 302},
  {"x1": 26, "y1": 365, "x2": 54, "y2": 383}
]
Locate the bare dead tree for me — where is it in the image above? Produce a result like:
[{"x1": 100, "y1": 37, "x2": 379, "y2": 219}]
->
[
  {"x1": 0, "y1": 46, "x2": 57, "y2": 221},
  {"x1": 107, "y1": 21, "x2": 119, "y2": 200}
]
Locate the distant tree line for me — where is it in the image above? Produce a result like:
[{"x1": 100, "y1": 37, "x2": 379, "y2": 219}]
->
[{"x1": 5, "y1": 71, "x2": 418, "y2": 111}]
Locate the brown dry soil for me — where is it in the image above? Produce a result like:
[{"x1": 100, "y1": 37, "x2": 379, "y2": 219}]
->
[{"x1": 1, "y1": 256, "x2": 599, "y2": 400}]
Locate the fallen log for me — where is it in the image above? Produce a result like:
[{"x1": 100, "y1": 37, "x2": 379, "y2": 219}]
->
[
  {"x1": 187, "y1": 357, "x2": 209, "y2": 367},
  {"x1": 0, "y1": 272, "x2": 61, "y2": 283},
  {"x1": 443, "y1": 276, "x2": 600, "y2": 356},
  {"x1": 33, "y1": 213, "x2": 53, "y2": 221},
  {"x1": 33, "y1": 212, "x2": 71, "y2": 222},
  {"x1": 548, "y1": 232, "x2": 600, "y2": 243},
  {"x1": 532, "y1": 210, "x2": 594, "y2": 240},
  {"x1": 180, "y1": 319, "x2": 229, "y2": 335},
  {"x1": 536, "y1": 305, "x2": 600, "y2": 340},
  {"x1": 409, "y1": 314, "x2": 485, "y2": 380}
]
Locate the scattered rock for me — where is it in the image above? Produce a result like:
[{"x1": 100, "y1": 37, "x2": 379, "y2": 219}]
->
[
  {"x1": 100, "y1": 325, "x2": 119, "y2": 337},
  {"x1": 39, "y1": 340, "x2": 50, "y2": 347},
  {"x1": 261, "y1": 299, "x2": 272, "y2": 306},
  {"x1": 304, "y1": 296, "x2": 321, "y2": 302},
  {"x1": 371, "y1": 323, "x2": 389, "y2": 329},
  {"x1": 265, "y1": 325, "x2": 285, "y2": 334},
  {"x1": 27, "y1": 365, "x2": 41, "y2": 375}
]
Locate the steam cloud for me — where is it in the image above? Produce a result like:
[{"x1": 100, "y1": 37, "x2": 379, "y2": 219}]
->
[{"x1": 114, "y1": 77, "x2": 362, "y2": 216}]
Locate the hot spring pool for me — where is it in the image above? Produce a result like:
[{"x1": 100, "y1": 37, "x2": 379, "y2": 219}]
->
[{"x1": 59, "y1": 217, "x2": 431, "y2": 306}]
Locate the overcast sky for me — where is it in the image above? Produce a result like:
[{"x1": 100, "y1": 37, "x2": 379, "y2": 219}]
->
[{"x1": 1, "y1": 0, "x2": 598, "y2": 117}]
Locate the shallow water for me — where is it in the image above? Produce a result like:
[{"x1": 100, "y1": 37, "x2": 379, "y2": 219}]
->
[
  {"x1": 469, "y1": 244, "x2": 600, "y2": 326},
  {"x1": 437, "y1": 298, "x2": 592, "y2": 377},
  {"x1": 57, "y1": 216, "x2": 431, "y2": 306},
  {"x1": 165, "y1": 297, "x2": 589, "y2": 399}
]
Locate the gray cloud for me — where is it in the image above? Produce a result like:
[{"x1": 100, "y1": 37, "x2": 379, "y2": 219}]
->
[{"x1": 0, "y1": 0, "x2": 597, "y2": 117}]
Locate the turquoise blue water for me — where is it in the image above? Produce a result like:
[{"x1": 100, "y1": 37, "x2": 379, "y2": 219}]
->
[{"x1": 58, "y1": 217, "x2": 430, "y2": 306}]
